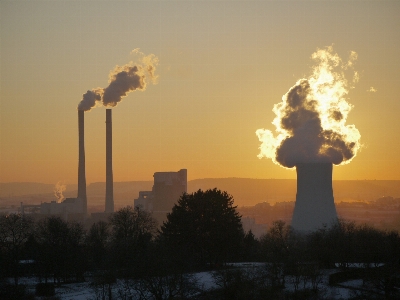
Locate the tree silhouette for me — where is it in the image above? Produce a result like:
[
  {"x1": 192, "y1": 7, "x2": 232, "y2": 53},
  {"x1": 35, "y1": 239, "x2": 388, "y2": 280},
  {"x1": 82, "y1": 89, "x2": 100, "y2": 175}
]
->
[
  {"x1": 109, "y1": 206, "x2": 157, "y2": 277},
  {"x1": 86, "y1": 221, "x2": 110, "y2": 271},
  {"x1": 242, "y1": 230, "x2": 261, "y2": 261},
  {"x1": 260, "y1": 220, "x2": 294, "y2": 263},
  {"x1": 160, "y1": 188, "x2": 244, "y2": 268},
  {"x1": 0, "y1": 214, "x2": 33, "y2": 285},
  {"x1": 35, "y1": 217, "x2": 86, "y2": 283}
]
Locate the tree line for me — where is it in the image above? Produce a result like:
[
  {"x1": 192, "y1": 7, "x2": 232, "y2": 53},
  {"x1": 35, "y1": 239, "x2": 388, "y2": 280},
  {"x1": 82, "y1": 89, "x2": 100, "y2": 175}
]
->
[
  {"x1": 1, "y1": 188, "x2": 400, "y2": 299},
  {"x1": 0, "y1": 190, "x2": 245, "y2": 284}
]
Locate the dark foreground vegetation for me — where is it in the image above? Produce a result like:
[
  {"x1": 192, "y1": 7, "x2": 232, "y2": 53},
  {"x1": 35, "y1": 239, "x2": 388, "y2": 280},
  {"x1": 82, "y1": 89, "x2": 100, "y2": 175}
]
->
[{"x1": 1, "y1": 188, "x2": 400, "y2": 299}]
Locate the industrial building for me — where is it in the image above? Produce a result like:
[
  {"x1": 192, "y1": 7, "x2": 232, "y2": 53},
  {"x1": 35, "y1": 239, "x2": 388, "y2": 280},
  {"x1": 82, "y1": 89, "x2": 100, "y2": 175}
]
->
[
  {"x1": 134, "y1": 169, "x2": 187, "y2": 222},
  {"x1": 38, "y1": 198, "x2": 84, "y2": 221}
]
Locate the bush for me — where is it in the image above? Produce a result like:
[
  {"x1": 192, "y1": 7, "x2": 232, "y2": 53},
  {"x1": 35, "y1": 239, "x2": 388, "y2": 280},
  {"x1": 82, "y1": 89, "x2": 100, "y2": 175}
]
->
[{"x1": 35, "y1": 282, "x2": 55, "y2": 296}]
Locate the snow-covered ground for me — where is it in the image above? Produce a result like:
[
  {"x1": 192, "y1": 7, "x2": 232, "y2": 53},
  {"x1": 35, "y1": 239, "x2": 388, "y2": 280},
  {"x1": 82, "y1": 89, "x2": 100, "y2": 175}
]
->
[{"x1": 5, "y1": 266, "x2": 379, "y2": 300}]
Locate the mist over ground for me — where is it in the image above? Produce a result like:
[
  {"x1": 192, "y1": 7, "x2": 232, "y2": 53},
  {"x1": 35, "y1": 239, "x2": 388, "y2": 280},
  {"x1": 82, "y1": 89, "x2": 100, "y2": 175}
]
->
[{"x1": 2, "y1": 179, "x2": 400, "y2": 208}]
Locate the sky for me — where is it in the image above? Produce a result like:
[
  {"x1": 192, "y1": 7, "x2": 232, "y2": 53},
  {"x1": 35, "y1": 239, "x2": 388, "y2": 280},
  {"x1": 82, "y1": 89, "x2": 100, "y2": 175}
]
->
[{"x1": 1, "y1": 0, "x2": 399, "y2": 184}]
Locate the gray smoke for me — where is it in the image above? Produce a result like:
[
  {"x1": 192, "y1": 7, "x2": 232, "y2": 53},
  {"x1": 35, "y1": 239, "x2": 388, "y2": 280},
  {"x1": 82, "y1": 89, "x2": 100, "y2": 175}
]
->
[
  {"x1": 77, "y1": 50, "x2": 158, "y2": 111},
  {"x1": 275, "y1": 79, "x2": 356, "y2": 168},
  {"x1": 78, "y1": 88, "x2": 103, "y2": 111}
]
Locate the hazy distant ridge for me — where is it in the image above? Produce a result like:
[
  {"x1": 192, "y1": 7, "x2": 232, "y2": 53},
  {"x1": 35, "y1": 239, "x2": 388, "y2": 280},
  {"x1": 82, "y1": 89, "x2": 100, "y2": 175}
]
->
[
  {"x1": 2, "y1": 179, "x2": 399, "y2": 207},
  {"x1": 0, "y1": 182, "x2": 64, "y2": 197}
]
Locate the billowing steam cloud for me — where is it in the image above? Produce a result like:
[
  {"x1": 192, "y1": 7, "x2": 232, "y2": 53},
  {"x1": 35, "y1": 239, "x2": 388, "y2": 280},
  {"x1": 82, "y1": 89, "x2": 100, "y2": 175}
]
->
[
  {"x1": 78, "y1": 49, "x2": 159, "y2": 111},
  {"x1": 54, "y1": 181, "x2": 66, "y2": 203},
  {"x1": 256, "y1": 46, "x2": 361, "y2": 168}
]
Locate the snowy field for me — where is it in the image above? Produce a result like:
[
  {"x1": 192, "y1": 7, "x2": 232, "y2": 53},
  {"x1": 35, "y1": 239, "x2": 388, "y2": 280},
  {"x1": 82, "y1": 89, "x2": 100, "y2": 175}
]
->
[{"x1": 7, "y1": 264, "x2": 375, "y2": 300}]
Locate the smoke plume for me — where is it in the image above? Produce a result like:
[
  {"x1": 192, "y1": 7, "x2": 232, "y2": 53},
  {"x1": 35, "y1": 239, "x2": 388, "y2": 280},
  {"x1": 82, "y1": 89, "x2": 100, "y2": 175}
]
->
[
  {"x1": 54, "y1": 181, "x2": 66, "y2": 203},
  {"x1": 256, "y1": 46, "x2": 361, "y2": 168},
  {"x1": 77, "y1": 49, "x2": 159, "y2": 111}
]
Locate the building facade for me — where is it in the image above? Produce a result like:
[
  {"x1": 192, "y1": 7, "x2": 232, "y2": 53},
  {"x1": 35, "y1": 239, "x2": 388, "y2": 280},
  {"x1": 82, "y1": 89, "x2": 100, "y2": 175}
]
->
[{"x1": 134, "y1": 169, "x2": 187, "y2": 222}]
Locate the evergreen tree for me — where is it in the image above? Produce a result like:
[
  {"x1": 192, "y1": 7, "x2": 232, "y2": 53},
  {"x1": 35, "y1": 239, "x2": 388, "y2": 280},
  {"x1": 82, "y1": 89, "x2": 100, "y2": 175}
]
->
[{"x1": 160, "y1": 188, "x2": 244, "y2": 268}]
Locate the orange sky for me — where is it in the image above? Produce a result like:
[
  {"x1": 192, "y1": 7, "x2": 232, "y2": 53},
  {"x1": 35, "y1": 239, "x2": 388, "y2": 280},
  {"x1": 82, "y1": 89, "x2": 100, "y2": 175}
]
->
[{"x1": 1, "y1": 0, "x2": 399, "y2": 184}]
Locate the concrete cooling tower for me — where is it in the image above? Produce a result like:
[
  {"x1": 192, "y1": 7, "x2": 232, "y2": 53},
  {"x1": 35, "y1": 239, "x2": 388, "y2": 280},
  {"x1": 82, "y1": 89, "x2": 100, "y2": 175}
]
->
[{"x1": 291, "y1": 163, "x2": 338, "y2": 232}]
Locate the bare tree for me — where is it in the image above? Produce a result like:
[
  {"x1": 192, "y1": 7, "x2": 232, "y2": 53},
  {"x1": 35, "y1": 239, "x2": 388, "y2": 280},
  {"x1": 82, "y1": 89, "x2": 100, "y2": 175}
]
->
[
  {"x1": 0, "y1": 214, "x2": 33, "y2": 285},
  {"x1": 35, "y1": 217, "x2": 86, "y2": 283},
  {"x1": 131, "y1": 272, "x2": 200, "y2": 300},
  {"x1": 109, "y1": 206, "x2": 157, "y2": 277}
]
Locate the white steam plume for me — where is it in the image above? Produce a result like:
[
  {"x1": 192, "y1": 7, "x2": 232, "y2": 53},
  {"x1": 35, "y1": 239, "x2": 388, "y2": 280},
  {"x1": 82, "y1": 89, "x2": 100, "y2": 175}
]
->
[
  {"x1": 256, "y1": 46, "x2": 361, "y2": 168},
  {"x1": 54, "y1": 181, "x2": 66, "y2": 203},
  {"x1": 77, "y1": 49, "x2": 159, "y2": 111}
]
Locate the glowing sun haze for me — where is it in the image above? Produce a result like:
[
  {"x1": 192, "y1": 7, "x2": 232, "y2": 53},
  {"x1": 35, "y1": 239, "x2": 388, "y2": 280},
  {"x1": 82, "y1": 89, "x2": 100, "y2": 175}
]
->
[
  {"x1": 1, "y1": 1, "x2": 399, "y2": 183},
  {"x1": 256, "y1": 46, "x2": 361, "y2": 168}
]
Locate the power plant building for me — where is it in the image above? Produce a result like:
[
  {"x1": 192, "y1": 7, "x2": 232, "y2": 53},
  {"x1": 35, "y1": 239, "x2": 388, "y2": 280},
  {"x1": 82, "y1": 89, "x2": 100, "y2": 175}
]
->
[
  {"x1": 40, "y1": 198, "x2": 84, "y2": 217},
  {"x1": 134, "y1": 169, "x2": 187, "y2": 221}
]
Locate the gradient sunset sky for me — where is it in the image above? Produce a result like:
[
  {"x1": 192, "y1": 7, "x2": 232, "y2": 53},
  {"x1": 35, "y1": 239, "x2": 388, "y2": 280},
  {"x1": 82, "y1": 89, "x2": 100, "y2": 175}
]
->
[{"x1": 1, "y1": 0, "x2": 399, "y2": 184}]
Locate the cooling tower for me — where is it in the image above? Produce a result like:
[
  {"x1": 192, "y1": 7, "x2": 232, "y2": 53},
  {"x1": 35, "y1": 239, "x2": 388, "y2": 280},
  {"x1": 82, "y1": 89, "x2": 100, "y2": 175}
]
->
[
  {"x1": 77, "y1": 110, "x2": 87, "y2": 215},
  {"x1": 105, "y1": 109, "x2": 114, "y2": 213},
  {"x1": 291, "y1": 163, "x2": 338, "y2": 232}
]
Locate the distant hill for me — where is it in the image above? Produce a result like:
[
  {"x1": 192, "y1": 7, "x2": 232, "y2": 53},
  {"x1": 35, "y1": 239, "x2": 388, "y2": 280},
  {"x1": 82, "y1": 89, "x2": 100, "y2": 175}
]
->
[
  {"x1": 188, "y1": 178, "x2": 297, "y2": 206},
  {"x1": 1, "y1": 179, "x2": 400, "y2": 208},
  {"x1": 190, "y1": 179, "x2": 400, "y2": 206},
  {"x1": 0, "y1": 182, "x2": 77, "y2": 197},
  {"x1": 332, "y1": 180, "x2": 400, "y2": 202}
]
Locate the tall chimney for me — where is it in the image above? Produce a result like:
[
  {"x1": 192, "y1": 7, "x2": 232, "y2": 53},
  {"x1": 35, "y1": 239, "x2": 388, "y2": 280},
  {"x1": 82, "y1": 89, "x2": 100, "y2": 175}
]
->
[
  {"x1": 291, "y1": 163, "x2": 338, "y2": 232},
  {"x1": 77, "y1": 110, "x2": 87, "y2": 215},
  {"x1": 105, "y1": 109, "x2": 114, "y2": 213}
]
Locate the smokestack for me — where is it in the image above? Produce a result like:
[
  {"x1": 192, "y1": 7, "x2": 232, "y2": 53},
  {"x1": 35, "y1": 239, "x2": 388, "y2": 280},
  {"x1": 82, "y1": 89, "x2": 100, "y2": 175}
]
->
[
  {"x1": 291, "y1": 163, "x2": 338, "y2": 232},
  {"x1": 77, "y1": 110, "x2": 87, "y2": 215},
  {"x1": 105, "y1": 109, "x2": 114, "y2": 213}
]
